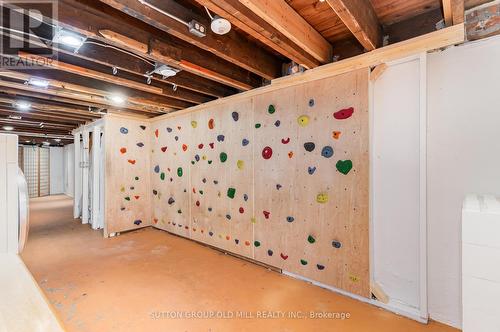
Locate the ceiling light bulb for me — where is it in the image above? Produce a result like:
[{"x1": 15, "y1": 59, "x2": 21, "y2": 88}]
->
[
  {"x1": 28, "y1": 77, "x2": 50, "y2": 88},
  {"x1": 15, "y1": 101, "x2": 31, "y2": 110},
  {"x1": 52, "y1": 29, "x2": 85, "y2": 49},
  {"x1": 109, "y1": 94, "x2": 126, "y2": 104},
  {"x1": 2, "y1": 126, "x2": 14, "y2": 131},
  {"x1": 211, "y1": 16, "x2": 231, "y2": 35}
]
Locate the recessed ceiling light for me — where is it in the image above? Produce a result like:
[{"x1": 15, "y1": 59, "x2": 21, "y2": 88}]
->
[
  {"x1": 25, "y1": 140, "x2": 31, "y2": 143},
  {"x1": 2, "y1": 126, "x2": 14, "y2": 131},
  {"x1": 14, "y1": 101, "x2": 31, "y2": 111},
  {"x1": 151, "y1": 64, "x2": 180, "y2": 78},
  {"x1": 108, "y1": 94, "x2": 126, "y2": 105},
  {"x1": 27, "y1": 77, "x2": 50, "y2": 88},
  {"x1": 211, "y1": 15, "x2": 231, "y2": 35},
  {"x1": 52, "y1": 29, "x2": 86, "y2": 49}
]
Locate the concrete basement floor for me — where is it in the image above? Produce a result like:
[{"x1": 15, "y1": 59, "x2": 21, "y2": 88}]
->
[{"x1": 22, "y1": 195, "x2": 460, "y2": 332}]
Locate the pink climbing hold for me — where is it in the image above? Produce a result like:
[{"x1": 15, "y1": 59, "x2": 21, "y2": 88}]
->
[{"x1": 333, "y1": 107, "x2": 354, "y2": 120}]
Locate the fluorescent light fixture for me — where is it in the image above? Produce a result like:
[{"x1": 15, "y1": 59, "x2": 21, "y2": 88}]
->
[
  {"x1": 54, "y1": 138, "x2": 61, "y2": 142},
  {"x1": 108, "y1": 94, "x2": 126, "y2": 104},
  {"x1": 52, "y1": 29, "x2": 86, "y2": 49},
  {"x1": 42, "y1": 141, "x2": 50, "y2": 145},
  {"x1": 25, "y1": 140, "x2": 31, "y2": 143},
  {"x1": 2, "y1": 126, "x2": 14, "y2": 131},
  {"x1": 14, "y1": 101, "x2": 31, "y2": 111},
  {"x1": 27, "y1": 77, "x2": 50, "y2": 88}
]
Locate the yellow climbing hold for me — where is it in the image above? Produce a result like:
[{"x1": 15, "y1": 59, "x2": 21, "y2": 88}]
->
[
  {"x1": 349, "y1": 274, "x2": 360, "y2": 283},
  {"x1": 120, "y1": 186, "x2": 125, "y2": 192},
  {"x1": 191, "y1": 120, "x2": 198, "y2": 128},
  {"x1": 251, "y1": 217, "x2": 256, "y2": 224},
  {"x1": 217, "y1": 191, "x2": 221, "y2": 198},
  {"x1": 202, "y1": 155, "x2": 207, "y2": 160},
  {"x1": 237, "y1": 160, "x2": 244, "y2": 170},
  {"x1": 297, "y1": 115, "x2": 310, "y2": 127},
  {"x1": 316, "y1": 192, "x2": 329, "y2": 204}
]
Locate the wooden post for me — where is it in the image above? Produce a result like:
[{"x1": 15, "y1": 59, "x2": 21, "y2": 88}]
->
[{"x1": 73, "y1": 133, "x2": 81, "y2": 219}]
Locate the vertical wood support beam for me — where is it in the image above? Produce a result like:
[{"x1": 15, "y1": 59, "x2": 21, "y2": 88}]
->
[
  {"x1": 91, "y1": 126, "x2": 101, "y2": 230},
  {"x1": 73, "y1": 133, "x2": 81, "y2": 219},
  {"x1": 443, "y1": 0, "x2": 465, "y2": 26},
  {"x1": 81, "y1": 130, "x2": 89, "y2": 224}
]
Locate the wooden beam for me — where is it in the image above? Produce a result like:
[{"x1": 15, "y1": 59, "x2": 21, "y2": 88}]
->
[
  {"x1": 97, "y1": 0, "x2": 282, "y2": 80},
  {"x1": 326, "y1": 0, "x2": 382, "y2": 51},
  {"x1": 370, "y1": 63, "x2": 387, "y2": 81},
  {"x1": 193, "y1": 0, "x2": 320, "y2": 68},
  {"x1": 237, "y1": 0, "x2": 332, "y2": 63},
  {"x1": 466, "y1": 1, "x2": 500, "y2": 41},
  {"x1": 443, "y1": 0, "x2": 465, "y2": 26},
  {"x1": 0, "y1": 108, "x2": 88, "y2": 124}
]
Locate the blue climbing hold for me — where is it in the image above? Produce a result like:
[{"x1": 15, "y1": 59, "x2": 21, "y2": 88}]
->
[
  {"x1": 242, "y1": 138, "x2": 249, "y2": 146},
  {"x1": 120, "y1": 127, "x2": 128, "y2": 134},
  {"x1": 154, "y1": 165, "x2": 160, "y2": 173},
  {"x1": 286, "y1": 216, "x2": 295, "y2": 223},
  {"x1": 321, "y1": 146, "x2": 334, "y2": 158},
  {"x1": 308, "y1": 166, "x2": 317, "y2": 175}
]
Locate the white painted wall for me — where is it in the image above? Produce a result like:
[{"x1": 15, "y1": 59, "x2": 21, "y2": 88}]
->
[
  {"x1": 49, "y1": 147, "x2": 64, "y2": 195},
  {"x1": 0, "y1": 134, "x2": 19, "y2": 254},
  {"x1": 427, "y1": 36, "x2": 500, "y2": 328},
  {"x1": 64, "y1": 144, "x2": 74, "y2": 197}
]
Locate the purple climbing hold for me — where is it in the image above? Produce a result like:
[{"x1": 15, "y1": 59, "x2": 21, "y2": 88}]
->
[
  {"x1": 242, "y1": 138, "x2": 249, "y2": 146},
  {"x1": 274, "y1": 120, "x2": 281, "y2": 127},
  {"x1": 209, "y1": 231, "x2": 214, "y2": 236},
  {"x1": 232, "y1": 111, "x2": 239, "y2": 122},
  {"x1": 168, "y1": 197, "x2": 175, "y2": 205},
  {"x1": 304, "y1": 142, "x2": 315, "y2": 152},
  {"x1": 154, "y1": 165, "x2": 160, "y2": 173},
  {"x1": 166, "y1": 127, "x2": 173, "y2": 133},
  {"x1": 217, "y1": 135, "x2": 225, "y2": 142},
  {"x1": 317, "y1": 264, "x2": 325, "y2": 270},
  {"x1": 267, "y1": 249, "x2": 273, "y2": 256},
  {"x1": 134, "y1": 220, "x2": 142, "y2": 225},
  {"x1": 140, "y1": 125, "x2": 146, "y2": 130},
  {"x1": 136, "y1": 142, "x2": 144, "y2": 147}
]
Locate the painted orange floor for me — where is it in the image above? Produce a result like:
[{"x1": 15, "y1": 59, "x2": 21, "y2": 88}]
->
[{"x1": 22, "y1": 195, "x2": 459, "y2": 332}]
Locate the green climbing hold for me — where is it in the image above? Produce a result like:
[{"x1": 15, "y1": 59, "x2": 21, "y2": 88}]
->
[
  {"x1": 177, "y1": 167, "x2": 183, "y2": 177},
  {"x1": 177, "y1": 209, "x2": 182, "y2": 214},
  {"x1": 227, "y1": 187, "x2": 236, "y2": 199},
  {"x1": 124, "y1": 196, "x2": 131, "y2": 201},
  {"x1": 208, "y1": 160, "x2": 212, "y2": 164},
  {"x1": 191, "y1": 161, "x2": 195, "y2": 165},
  {"x1": 307, "y1": 235, "x2": 316, "y2": 244},
  {"x1": 254, "y1": 241, "x2": 261, "y2": 247},
  {"x1": 220, "y1": 152, "x2": 228, "y2": 163},
  {"x1": 255, "y1": 123, "x2": 261, "y2": 128},
  {"x1": 268, "y1": 104, "x2": 276, "y2": 114},
  {"x1": 336, "y1": 160, "x2": 353, "y2": 175},
  {"x1": 300, "y1": 259, "x2": 308, "y2": 266},
  {"x1": 135, "y1": 176, "x2": 139, "y2": 181},
  {"x1": 160, "y1": 172, "x2": 165, "y2": 180},
  {"x1": 199, "y1": 190, "x2": 204, "y2": 195}
]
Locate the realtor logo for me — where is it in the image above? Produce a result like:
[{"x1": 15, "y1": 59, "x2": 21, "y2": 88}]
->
[{"x1": 0, "y1": 0, "x2": 57, "y2": 68}]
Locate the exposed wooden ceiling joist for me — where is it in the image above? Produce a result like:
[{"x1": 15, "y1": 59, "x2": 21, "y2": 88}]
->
[
  {"x1": 443, "y1": 0, "x2": 465, "y2": 26},
  {"x1": 237, "y1": 0, "x2": 333, "y2": 63},
  {"x1": 192, "y1": 0, "x2": 320, "y2": 68},
  {"x1": 0, "y1": 108, "x2": 87, "y2": 125},
  {"x1": 325, "y1": 0, "x2": 382, "y2": 51},
  {"x1": 96, "y1": 0, "x2": 282, "y2": 80}
]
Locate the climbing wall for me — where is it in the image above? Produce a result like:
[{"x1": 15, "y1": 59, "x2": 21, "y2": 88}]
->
[
  {"x1": 150, "y1": 68, "x2": 369, "y2": 297},
  {"x1": 104, "y1": 115, "x2": 152, "y2": 235}
]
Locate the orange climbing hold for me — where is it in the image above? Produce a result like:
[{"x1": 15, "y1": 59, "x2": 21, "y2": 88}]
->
[
  {"x1": 182, "y1": 144, "x2": 188, "y2": 151},
  {"x1": 120, "y1": 147, "x2": 127, "y2": 154},
  {"x1": 127, "y1": 159, "x2": 136, "y2": 165},
  {"x1": 332, "y1": 131, "x2": 342, "y2": 140},
  {"x1": 288, "y1": 151, "x2": 294, "y2": 158}
]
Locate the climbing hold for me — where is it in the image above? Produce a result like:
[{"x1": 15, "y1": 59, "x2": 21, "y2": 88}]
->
[
  {"x1": 177, "y1": 126, "x2": 181, "y2": 130},
  {"x1": 191, "y1": 161, "x2": 195, "y2": 165},
  {"x1": 195, "y1": 200, "x2": 200, "y2": 207},
  {"x1": 174, "y1": 136, "x2": 179, "y2": 141},
  {"x1": 262, "y1": 146, "x2": 273, "y2": 159},
  {"x1": 208, "y1": 118, "x2": 215, "y2": 129},
  {"x1": 251, "y1": 217, "x2": 256, "y2": 224},
  {"x1": 209, "y1": 231, "x2": 214, "y2": 236},
  {"x1": 336, "y1": 160, "x2": 353, "y2": 175},
  {"x1": 267, "y1": 250, "x2": 273, "y2": 256},
  {"x1": 202, "y1": 178, "x2": 206, "y2": 183},
  {"x1": 316, "y1": 192, "x2": 329, "y2": 204},
  {"x1": 219, "y1": 152, "x2": 228, "y2": 163},
  {"x1": 332, "y1": 131, "x2": 341, "y2": 140},
  {"x1": 280, "y1": 253, "x2": 288, "y2": 260},
  {"x1": 297, "y1": 115, "x2": 310, "y2": 126},
  {"x1": 349, "y1": 275, "x2": 360, "y2": 282},
  {"x1": 243, "y1": 194, "x2": 248, "y2": 201},
  {"x1": 309, "y1": 99, "x2": 315, "y2": 107},
  {"x1": 182, "y1": 144, "x2": 188, "y2": 151},
  {"x1": 177, "y1": 167, "x2": 183, "y2": 177},
  {"x1": 263, "y1": 211, "x2": 270, "y2": 219},
  {"x1": 195, "y1": 155, "x2": 200, "y2": 162},
  {"x1": 332, "y1": 240, "x2": 342, "y2": 249},
  {"x1": 120, "y1": 207, "x2": 126, "y2": 211},
  {"x1": 217, "y1": 135, "x2": 225, "y2": 142},
  {"x1": 276, "y1": 184, "x2": 282, "y2": 190},
  {"x1": 213, "y1": 180, "x2": 219, "y2": 185},
  {"x1": 239, "y1": 207, "x2": 244, "y2": 214},
  {"x1": 254, "y1": 241, "x2": 261, "y2": 247},
  {"x1": 198, "y1": 143, "x2": 204, "y2": 149},
  {"x1": 208, "y1": 160, "x2": 212, "y2": 164},
  {"x1": 191, "y1": 121, "x2": 197, "y2": 128},
  {"x1": 245, "y1": 241, "x2": 251, "y2": 246},
  {"x1": 160, "y1": 172, "x2": 165, "y2": 180},
  {"x1": 199, "y1": 190, "x2": 204, "y2": 195},
  {"x1": 177, "y1": 210, "x2": 182, "y2": 214},
  {"x1": 317, "y1": 264, "x2": 325, "y2": 270},
  {"x1": 281, "y1": 137, "x2": 290, "y2": 144},
  {"x1": 208, "y1": 207, "x2": 212, "y2": 212},
  {"x1": 237, "y1": 160, "x2": 244, "y2": 170},
  {"x1": 155, "y1": 129, "x2": 159, "y2": 138},
  {"x1": 255, "y1": 123, "x2": 261, "y2": 129},
  {"x1": 152, "y1": 190, "x2": 158, "y2": 195},
  {"x1": 274, "y1": 120, "x2": 281, "y2": 127},
  {"x1": 268, "y1": 104, "x2": 276, "y2": 114},
  {"x1": 242, "y1": 138, "x2": 249, "y2": 146},
  {"x1": 124, "y1": 196, "x2": 131, "y2": 201},
  {"x1": 321, "y1": 146, "x2": 334, "y2": 158},
  {"x1": 140, "y1": 125, "x2": 146, "y2": 130},
  {"x1": 334, "y1": 107, "x2": 354, "y2": 120},
  {"x1": 304, "y1": 142, "x2": 315, "y2": 152},
  {"x1": 308, "y1": 166, "x2": 316, "y2": 175},
  {"x1": 232, "y1": 111, "x2": 239, "y2": 121},
  {"x1": 130, "y1": 186, "x2": 135, "y2": 190},
  {"x1": 120, "y1": 127, "x2": 128, "y2": 134},
  {"x1": 136, "y1": 142, "x2": 144, "y2": 147},
  {"x1": 286, "y1": 216, "x2": 294, "y2": 223},
  {"x1": 226, "y1": 215, "x2": 231, "y2": 220},
  {"x1": 134, "y1": 220, "x2": 142, "y2": 225},
  {"x1": 161, "y1": 146, "x2": 168, "y2": 152},
  {"x1": 127, "y1": 159, "x2": 136, "y2": 165},
  {"x1": 288, "y1": 151, "x2": 294, "y2": 158},
  {"x1": 227, "y1": 187, "x2": 236, "y2": 199},
  {"x1": 166, "y1": 127, "x2": 172, "y2": 133},
  {"x1": 120, "y1": 147, "x2": 127, "y2": 154},
  {"x1": 134, "y1": 195, "x2": 140, "y2": 200},
  {"x1": 300, "y1": 259, "x2": 308, "y2": 266},
  {"x1": 235, "y1": 239, "x2": 239, "y2": 244},
  {"x1": 307, "y1": 235, "x2": 316, "y2": 244}
]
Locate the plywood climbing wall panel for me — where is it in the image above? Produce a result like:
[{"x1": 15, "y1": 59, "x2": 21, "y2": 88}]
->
[
  {"x1": 253, "y1": 69, "x2": 370, "y2": 297},
  {"x1": 149, "y1": 68, "x2": 369, "y2": 297},
  {"x1": 151, "y1": 114, "x2": 191, "y2": 238},
  {"x1": 104, "y1": 115, "x2": 151, "y2": 235}
]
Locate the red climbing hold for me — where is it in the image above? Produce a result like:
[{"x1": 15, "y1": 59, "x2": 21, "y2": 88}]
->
[
  {"x1": 263, "y1": 211, "x2": 270, "y2": 219},
  {"x1": 333, "y1": 107, "x2": 354, "y2": 120},
  {"x1": 208, "y1": 118, "x2": 215, "y2": 129},
  {"x1": 182, "y1": 144, "x2": 188, "y2": 151},
  {"x1": 198, "y1": 143, "x2": 204, "y2": 149},
  {"x1": 281, "y1": 137, "x2": 290, "y2": 144},
  {"x1": 209, "y1": 142, "x2": 215, "y2": 149},
  {"x1": 177, "y1": 126, "x2": 181, "y2": 130},
  {"x1": 120, "y1": 147, "x2": 127, "y2": 154},
  {"x1": 134, "y1": 195, "x2": 140, "y2": 200},
  {"x1": 128, "y1": 159, "x2": 136, "y2": 165},
  {"x1": 239, "y1": 207, "x2": 244, "y2": 214},
  {"x1": 262, "y1": 146, "x2": 273, "y2": 160},
  {"x1": 280, "y1": 253, "x2": 289, "y2": 260},
  {"x1": 226, "y1": 235, "x2": 230, "y2": 240},
  {"x1": 196, "y1": 200, "x2": 200, "y2": 207},
  {"x1": 161, "y1": 146, "x2": 167, "y2": 152},
  {"x1": 153, "y1": 218, "x2": 158, "y2": 224},
  {"x1": 155, "y1": 129, "x2": 159, "y2": 138}
]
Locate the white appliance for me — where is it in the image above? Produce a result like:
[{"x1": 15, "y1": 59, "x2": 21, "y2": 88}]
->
[{"x1": 462, "y1": 194, "x2": 500, "y2": 332}]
